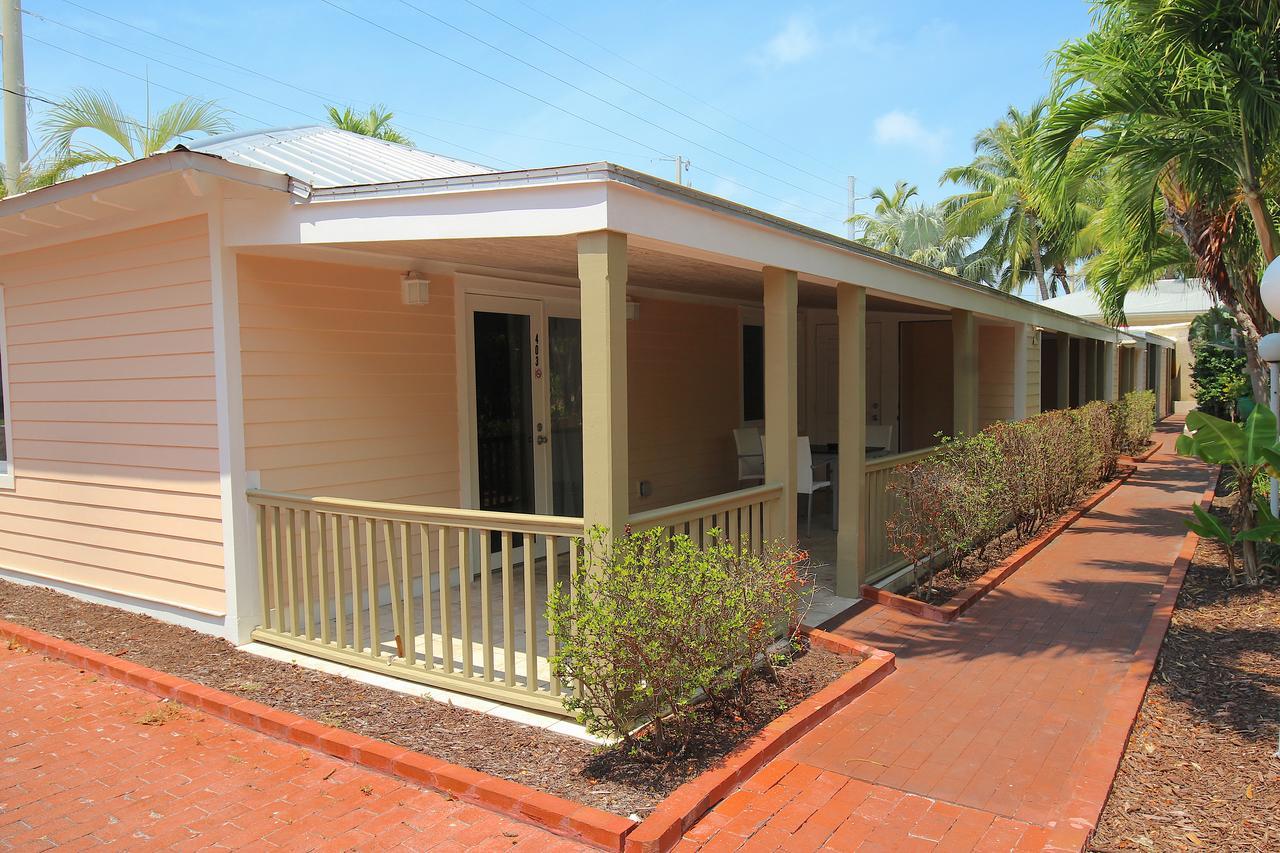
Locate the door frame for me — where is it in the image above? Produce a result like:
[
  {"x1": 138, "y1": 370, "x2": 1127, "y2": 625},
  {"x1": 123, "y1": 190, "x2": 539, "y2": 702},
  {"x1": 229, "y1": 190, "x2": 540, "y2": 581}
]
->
[{"x1": 456, "y1": 276, "x2": 581, "y2": 520}]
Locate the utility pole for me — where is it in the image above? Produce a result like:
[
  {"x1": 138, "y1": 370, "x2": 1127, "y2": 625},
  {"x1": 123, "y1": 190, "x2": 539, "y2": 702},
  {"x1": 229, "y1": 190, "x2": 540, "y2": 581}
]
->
[
  {"x1": 847, "y1": 175, "x2": 856, "y2": 240},
  {"x1": 2, "y1": 0, "x2": 26, "y2": 196},
  {"x1": 658, "y1": 154, "x2": 690, "y2": 187}
]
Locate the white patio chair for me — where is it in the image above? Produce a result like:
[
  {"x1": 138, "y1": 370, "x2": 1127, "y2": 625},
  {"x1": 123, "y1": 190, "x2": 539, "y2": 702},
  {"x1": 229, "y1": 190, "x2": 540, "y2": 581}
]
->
[
  {"x1": 733, "y1": 427, "x2": 765, "y2": 485},
  {"x1": 866, "y1": 424, "x2": 894, "y2": 458},
  {"x1": 797, "y1": 436, "x2": 832, "y2": 536}
]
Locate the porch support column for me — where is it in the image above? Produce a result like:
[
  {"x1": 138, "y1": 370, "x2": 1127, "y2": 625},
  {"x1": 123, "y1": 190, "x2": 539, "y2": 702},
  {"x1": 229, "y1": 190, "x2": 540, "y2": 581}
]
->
[
  {"x1": 1103, "y1": 340, "x2": 1118, "y2": 401},
  {"x1": 1136, "y1": 345, "x2": 1148, "y2": 392},
  {"x1": 1085, "y1": 340, "x2": 1098, "y2": 402},
  {"x1": 578, "y1": 231, "x2": 629, "y2": 542},
  {"x1": 1056, "y1": 332, "x2": 1071, "y2": 410},
  {"x1": 952, "y1": 309, "x2": 978, "y2": 436},
  {"x1": 836, "y1": 283, "x2": 866, "y2": 597},
  {"x1": 1012, "y1": 323, "x2": 1029, "y2": 421},
  {"x1": 763, "y1": 266, "x2": 798, "y2": 545}
]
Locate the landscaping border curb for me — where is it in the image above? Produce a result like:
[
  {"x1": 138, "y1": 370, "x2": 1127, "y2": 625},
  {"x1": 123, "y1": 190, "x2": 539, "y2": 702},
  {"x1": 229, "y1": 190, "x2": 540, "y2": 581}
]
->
[
  {"x1": 1120, "y1": 440, "x2": 1160, "y2": 464},
  {"x1": 861, "y1": 467, "x2": 1136, "y2": 623},
  {"x1": 1062, "y1": 466, "x2": 1219, "y2": 853},
  {"x1": 622, "y1": 628, "x2": 895, "y2": 853},
  {"x1": 0, "y1": 618, "x2": 633, "y2": 851},
  {"x1": 0, "y1": 619, "x2": 893, "y2": 853}
]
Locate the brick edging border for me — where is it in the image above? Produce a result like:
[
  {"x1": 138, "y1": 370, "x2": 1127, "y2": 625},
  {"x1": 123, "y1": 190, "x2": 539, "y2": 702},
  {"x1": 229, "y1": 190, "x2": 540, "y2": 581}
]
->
[
  {"x1": 1121, "y1": 440, "x2": 1160, "y2": 464},
  {"x1": 861, "y1": 467, "x2": 1137, "y2": 624},
  {"x1": 1055, "y1": 466, "x2": 1219, "y2": 852},
  {"x1": 622, "y1": 628, "x2": 895, "y2": 853},
  {"x1": 0, "y1": 618, "x2": 633, "y2": 851},
  {"x1": 0, "y1": 619, "x2": 893, "y2": 853}
]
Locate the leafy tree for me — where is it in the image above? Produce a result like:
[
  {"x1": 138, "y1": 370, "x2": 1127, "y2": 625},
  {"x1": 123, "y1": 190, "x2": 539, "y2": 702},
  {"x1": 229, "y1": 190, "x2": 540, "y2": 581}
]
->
[
  {"x1": 41, "y1": 88, "x2": 231, "y2": 171},
  {"x1": 1044, "y1": 0, "x2": 1280, "y2": 399},
  {"x1": 325, "y1": 105, "x2": 411, "y2": 144},
  {"x1": 850, "y1": 182, "x2": 985, "y2": 279}
]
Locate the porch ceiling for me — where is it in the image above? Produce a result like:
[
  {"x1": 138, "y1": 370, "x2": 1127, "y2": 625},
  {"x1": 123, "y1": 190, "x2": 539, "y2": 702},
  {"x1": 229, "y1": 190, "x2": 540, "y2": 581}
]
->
[{"x1": 325, "y1": 236, "x2": 943, "y2": 313}]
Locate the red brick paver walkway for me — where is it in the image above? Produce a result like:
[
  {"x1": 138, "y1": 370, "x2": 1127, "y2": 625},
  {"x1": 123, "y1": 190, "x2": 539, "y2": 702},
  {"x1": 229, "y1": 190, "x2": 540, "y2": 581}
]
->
[
  {"x1": 685, "y1": 418, "x2": 1208, "y2": 851},
  {"x1": 0, "y1": 646, "x2": 586, "y2": 851}
]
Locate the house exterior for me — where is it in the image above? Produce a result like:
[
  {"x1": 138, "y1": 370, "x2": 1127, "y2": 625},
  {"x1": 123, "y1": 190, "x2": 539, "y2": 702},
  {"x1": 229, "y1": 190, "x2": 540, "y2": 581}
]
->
[
  {"x1": 1043, "y1": 278, "x2": 1213, "y2": 414},
  {"x1": 0, "y1": 127, "x2": 1175, "y2": 713}
]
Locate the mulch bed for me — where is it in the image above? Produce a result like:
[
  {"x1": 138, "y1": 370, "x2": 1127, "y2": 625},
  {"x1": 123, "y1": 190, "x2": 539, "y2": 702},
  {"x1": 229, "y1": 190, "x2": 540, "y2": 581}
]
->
[
  {"x1": 0, "y1": 578, "x2": 854, "y2": 819},
  {"x1": 903, "y1": 473, "x2": 1126, "y2": 606},
  {"x1": 1091, "y1": 482, "x2": 1280, "y2": 852}
]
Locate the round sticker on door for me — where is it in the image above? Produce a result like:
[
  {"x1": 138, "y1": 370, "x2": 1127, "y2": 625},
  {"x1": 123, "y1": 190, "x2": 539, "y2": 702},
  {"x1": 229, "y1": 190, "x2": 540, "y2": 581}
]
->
[{"x1": 535, "y1": 367, "x2": 543, "y2": 379}]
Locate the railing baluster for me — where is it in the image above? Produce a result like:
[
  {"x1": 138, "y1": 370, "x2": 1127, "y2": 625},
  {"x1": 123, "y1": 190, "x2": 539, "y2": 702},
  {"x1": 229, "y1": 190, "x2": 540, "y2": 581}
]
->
[
  {"x1": 255, "y1": 504, "x2": 270, "y2": 631},
  {"x1": 347, "y1": 515, "x2": 361, "y2": 654},
  {"x1": 547, "y1": 534, "x2": 560, "y2": 697},
  {"x1": 442, "y1": 526, "x2": 457, "y2": 674},
  {"x1": 316, "y1": 512, "x2": 329, "y2": 646},
  {"x1": 283, "y1": 507, "x2": 298, "y2": 636},
  {"x1": 453, "y1": 527, "x2": 468, "y2": 676},
  {"x1": 502, "y1": 531, "x2": 516, "y2": 688},
  {"x1": 381, "y1": 519, "x2": 403, "y2": 661},
  {"x1": 330, "y1": 513, "x2": 344, "y2": 649},
  {"x1": 365, "y1": 517, "x2": 379, "y2": 659},
  {"x1": 569, "y1": 536, "x2": 582, "y2": 699},
  {"x1": 299, "y1": 509, "x2": 313, "y2": 641},
  {"x1": 523, "y1": 533, "x2": 537, "y2": 692},
  {"x1": 399, "y1": 520, "x2": 415, "y2": 666},
  {"x1": 480, "y1": 530, "x2": 493, "y2": 682},
  {"x1": 418, "y1": 523, "x2": 432, "y2": 665}
]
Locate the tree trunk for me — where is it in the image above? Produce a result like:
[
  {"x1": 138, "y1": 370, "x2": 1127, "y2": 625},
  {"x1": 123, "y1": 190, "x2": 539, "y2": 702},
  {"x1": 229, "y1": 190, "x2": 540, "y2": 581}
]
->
[
  {"x1": 1243, "y1": 188, "x2": 1280, "y2": 264},
  {"x1": 1053, "y1": 262, "x2": 1072, "y2": 295},
  {"x1": 1029, "y1": 227, "x2": 1050, "y2": 301}
]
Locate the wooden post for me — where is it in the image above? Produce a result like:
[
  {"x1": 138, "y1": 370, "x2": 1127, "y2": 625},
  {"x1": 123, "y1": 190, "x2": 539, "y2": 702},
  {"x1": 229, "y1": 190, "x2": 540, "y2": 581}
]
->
[
  {"x1": 578, "y1": 231, "x2": 629, "y2": 544},
  {"x1": 1084, "y1": 340, "x2": 1097, "y2": 402},
  {"x1": 1103, "y1": 340, "x2": 1117, "y2": 401},
  {"x1": 1056, "y1": 332, "x2": 1071, "y2": 410},
  {"x1": 952, "y1": 309, "x2": 978, "y2": 436},
  {"x1": 836, "y1": 283, "x2": 866, "y2": 597},
  {"x1": 763, "y1": 266, "x2": 798, "y2": 545},
  {"x1": 1136, "y1": 345, "x2": 1148, "y2": 392},
  {"x1": 1012, "y1": 323, "x2": 1029, "y2": 421}
]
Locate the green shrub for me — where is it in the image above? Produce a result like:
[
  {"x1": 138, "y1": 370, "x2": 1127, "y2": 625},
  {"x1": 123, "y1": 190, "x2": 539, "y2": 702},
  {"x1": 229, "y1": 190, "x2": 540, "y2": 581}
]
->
[
  {"x1": 545, "y1": 527, "x2": 811, "y2": 753},
  {"x1": 1190, "y1": 340, "x2": 1250, "y2": 420},
  {"x1": 1112, "y1": 390, "x2": 1157, "y2": 454}
]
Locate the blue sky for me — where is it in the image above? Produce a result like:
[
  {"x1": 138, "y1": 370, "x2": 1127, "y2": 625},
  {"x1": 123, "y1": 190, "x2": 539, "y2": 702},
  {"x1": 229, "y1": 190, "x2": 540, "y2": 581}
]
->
[{"x1": 14, "y1": 0, "x2": 1092, "y2": 235}]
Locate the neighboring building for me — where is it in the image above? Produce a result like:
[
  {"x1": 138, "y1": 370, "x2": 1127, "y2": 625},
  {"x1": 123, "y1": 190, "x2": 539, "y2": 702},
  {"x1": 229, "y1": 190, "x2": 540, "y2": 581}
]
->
[
  {"x1": 0, "y1": 127, "x2": 1174, "y2": 714},
  {"x1": 1042, "y1": 279, "x2": 1213, "y2": 414}
]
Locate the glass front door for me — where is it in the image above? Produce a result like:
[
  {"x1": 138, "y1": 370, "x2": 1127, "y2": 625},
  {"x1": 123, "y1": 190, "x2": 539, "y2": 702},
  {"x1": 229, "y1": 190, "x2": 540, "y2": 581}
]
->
[{"x1": 468, "y1": 297, "x2": 583, "y2": 523}]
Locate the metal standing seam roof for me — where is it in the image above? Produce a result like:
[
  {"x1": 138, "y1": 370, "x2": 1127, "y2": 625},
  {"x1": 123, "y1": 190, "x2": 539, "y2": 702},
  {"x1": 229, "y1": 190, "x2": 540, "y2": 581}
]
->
[{"x1": 175, "y1": 125, "x2": 496, "y2": 188}]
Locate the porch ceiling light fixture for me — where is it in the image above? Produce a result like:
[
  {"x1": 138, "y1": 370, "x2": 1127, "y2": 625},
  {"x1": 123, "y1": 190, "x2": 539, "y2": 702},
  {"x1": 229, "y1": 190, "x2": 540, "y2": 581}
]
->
[{"x1": 401, "y1": 271, "x2": 431, "y2": 305}]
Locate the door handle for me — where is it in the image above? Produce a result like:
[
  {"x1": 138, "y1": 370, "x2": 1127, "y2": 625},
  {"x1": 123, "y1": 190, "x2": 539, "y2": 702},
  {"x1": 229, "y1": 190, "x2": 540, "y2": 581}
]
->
[{"x1": 536, "y1": 435, "x2": 549, "y2": 445}]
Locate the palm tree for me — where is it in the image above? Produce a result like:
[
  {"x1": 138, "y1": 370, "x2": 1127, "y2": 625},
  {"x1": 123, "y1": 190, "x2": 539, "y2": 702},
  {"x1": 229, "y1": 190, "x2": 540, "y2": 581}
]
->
[
  {"x1": 941, "y1": 100, "x2": 1062, "y2": 300},
  {"x1": 325, "y1": 105, "x2": 410, "y2": 144},
  {"x1": 851, "y1": 186, "x2": 983, "y2": 279},
  {"x1": 1043, "y1": 0, "x2": 1280, "y2": 397},
  {"x1": 41, "y1": 88, "x2": 232, "y2": 173}
]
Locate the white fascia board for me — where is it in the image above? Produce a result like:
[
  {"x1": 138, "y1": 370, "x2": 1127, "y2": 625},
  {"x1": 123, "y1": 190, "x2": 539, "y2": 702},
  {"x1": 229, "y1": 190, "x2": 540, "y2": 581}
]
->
[
  {"x1": 601, "y1": 180, "x2": 1117, "y2": 341},
  {"x1": 222, "y1": 179, "x2": 610, "y2": 247}
]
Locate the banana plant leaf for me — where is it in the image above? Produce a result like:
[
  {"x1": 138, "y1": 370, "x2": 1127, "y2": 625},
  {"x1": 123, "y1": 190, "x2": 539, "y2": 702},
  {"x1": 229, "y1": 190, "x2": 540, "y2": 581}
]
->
[
  {"x1": 1184, "y1": 503, "x2": 1234, "y2": 545},
  {"x1": 1177, "y1": 406, "x2": 1278, "y2": 470}
]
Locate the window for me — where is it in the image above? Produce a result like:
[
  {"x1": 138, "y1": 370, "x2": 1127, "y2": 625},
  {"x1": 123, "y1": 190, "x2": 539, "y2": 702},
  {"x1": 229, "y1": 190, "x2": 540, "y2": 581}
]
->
[
  {"x1": 742, "y1": 323, "x2": 764, "y2": 422},
  {"x1": 0, "y1": 286, "x2": 12, "y2": 488}
]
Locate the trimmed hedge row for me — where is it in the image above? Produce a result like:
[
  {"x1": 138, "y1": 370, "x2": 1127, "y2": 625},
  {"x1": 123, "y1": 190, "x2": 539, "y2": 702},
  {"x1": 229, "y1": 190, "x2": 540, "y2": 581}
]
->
[{"x1": 885, "y1": 391, "x2": 1156, "y2": 595}]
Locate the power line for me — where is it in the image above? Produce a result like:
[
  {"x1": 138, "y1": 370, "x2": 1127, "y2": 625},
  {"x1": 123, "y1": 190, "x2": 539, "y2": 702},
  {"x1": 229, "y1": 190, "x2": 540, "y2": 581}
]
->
[
  {"x1": 26, "y1": 9, "x2": 520, "y2": 168},
  {"x1": 393, "y1": 0, "x2": 847, "y2": 211},
  {"x1": 51, "y1": 0, "x2": 647, "y2": 162},
  {"x1": 510, "y1": 0, "x2": 848, "y2": 177},
  {"x1": 455, "y1": 0, "x2": 848, "y2": 196}
]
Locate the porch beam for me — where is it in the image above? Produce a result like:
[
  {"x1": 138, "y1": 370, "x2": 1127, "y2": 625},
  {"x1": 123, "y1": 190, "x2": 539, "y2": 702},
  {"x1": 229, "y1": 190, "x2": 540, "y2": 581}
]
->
[
  {"x1": 578, "y1": 230, "x2": 629, "y2": 541},
  {"x1": 1012, "y1": 323, "x2": 1029, "y2": 421},
  {"x1": 952, "y1": 309, "x2": 978, "y2": 436},
  {"x1": 836, "y1": 283, "x2": 866, "y2": 597},
  {"x1": 763, "y1": 266, "x2": 798, "y2": 544},
  {"x1": 1056, "y1": 333, "x2": 1071, "y2": 410}
]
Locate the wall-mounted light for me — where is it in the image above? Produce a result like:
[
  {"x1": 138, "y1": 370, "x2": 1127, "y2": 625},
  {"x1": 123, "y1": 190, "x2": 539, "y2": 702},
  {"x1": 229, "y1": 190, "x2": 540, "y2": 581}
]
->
[{"x1": 401, "y1": 272, "x2": 431, "y2": 305}]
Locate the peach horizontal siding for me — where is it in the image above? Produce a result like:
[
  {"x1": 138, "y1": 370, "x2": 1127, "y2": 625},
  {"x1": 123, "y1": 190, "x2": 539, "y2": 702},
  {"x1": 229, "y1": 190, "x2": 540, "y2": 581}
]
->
[
  {"x1": 1025, "y1": 328, "x2": 1042, "y2": 417},
  {"x1": 628, "y1": 298, "x2": 740, "y2": 511},
  {"x1": 239, "y1": 255, "x2": 460, "y2": 507},
  {"x1": 978, "y1": 325, "x2": 1015, "y2": 430},
  {"x1": 0, "y1": 216, "x2": 225, "y2": 615}
]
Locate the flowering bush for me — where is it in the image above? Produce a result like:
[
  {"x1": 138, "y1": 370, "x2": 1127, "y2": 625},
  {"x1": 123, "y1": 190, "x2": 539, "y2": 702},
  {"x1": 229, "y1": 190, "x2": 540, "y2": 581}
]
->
[
  {"x1": 546, "y1": 526, "x2": 812, "y2": 754},
  {"x1": 885, "y1": 392, "x2": 1151, "y2": 598}
]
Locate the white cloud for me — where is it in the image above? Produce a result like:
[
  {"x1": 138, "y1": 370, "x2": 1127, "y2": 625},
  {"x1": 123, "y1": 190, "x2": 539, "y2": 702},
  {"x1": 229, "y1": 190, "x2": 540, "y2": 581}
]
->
[
  {"x1": 872, "y1": 111, "x2": 948, "y2": 158},
  {"x1": 763, "y1": 16, "x2": 820, "y2": 66}
]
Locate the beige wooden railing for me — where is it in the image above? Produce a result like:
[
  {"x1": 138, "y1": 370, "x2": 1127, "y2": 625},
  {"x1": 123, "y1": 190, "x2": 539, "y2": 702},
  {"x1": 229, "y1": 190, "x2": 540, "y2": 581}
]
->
[
  {"x1": 626, "y1": 483, "x2": 785, "y2": 551},
  {"x1": 863, "y1": 447, "x2": 938, "y2": 583},
  {"x1": 248, "y1": 490, "x2": 583, "y2": 715}
]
